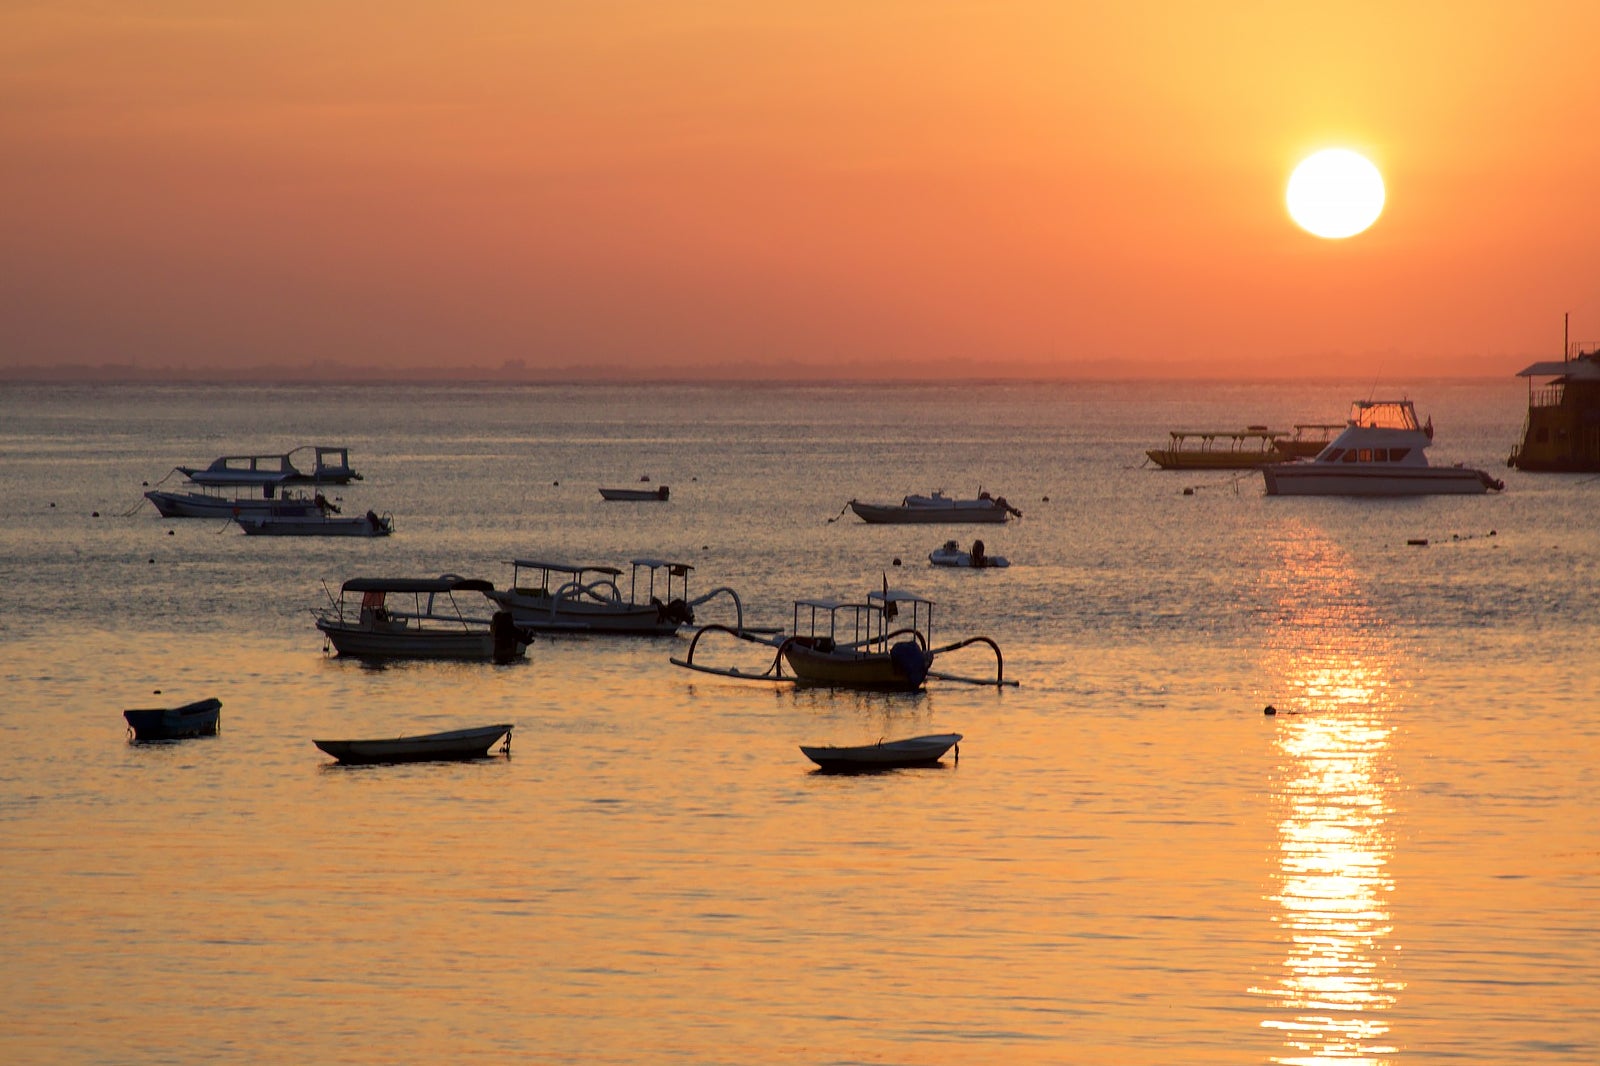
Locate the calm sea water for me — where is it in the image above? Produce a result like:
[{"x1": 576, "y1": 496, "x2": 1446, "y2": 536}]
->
[{"x1": 1, "y1": 381, "x2": 1595, "y2": 1065}]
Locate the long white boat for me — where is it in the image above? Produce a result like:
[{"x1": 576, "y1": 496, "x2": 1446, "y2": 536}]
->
[
  {"x1": 1261, "y1": 400, "x2": 1505, "y2": 496},
  {"x1": 315, "y1": 576, "x2": 526, "y2": 661},
  {"x1": 846, "y1": 490, "x2": 1020, "y2": 524},
  {"x1": 314, "y1": 724, "x2": 513, "y2": 764},
  {"x1": 180, "y1": 445, "x2": 362, "y2": 486},
  {"x1": 146, "y1": 484, "x2": 330, "y2": 519}
]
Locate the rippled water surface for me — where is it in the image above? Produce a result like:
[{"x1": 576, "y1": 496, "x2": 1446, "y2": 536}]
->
[{"x1": 1, "y1": 381, "x2": 1595, "y2": 1064}]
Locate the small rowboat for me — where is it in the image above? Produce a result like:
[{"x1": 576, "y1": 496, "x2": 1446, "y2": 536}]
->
[
  {"x1": 800, "y1": 732, "x2": 962, "y2": 771},
  {"x1": 599, "y1": 485, "x2": 669, "y2": 501},
  {"x1": 124, "y1": 697, "x2": 222, "y2": 741},
  {"x1": 313, "y1": 723, "x2": 513, "y2": 765}
]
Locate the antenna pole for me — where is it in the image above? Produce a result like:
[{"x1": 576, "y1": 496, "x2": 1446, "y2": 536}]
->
[{"x1": 1564, "y1": 311, "x2": 1570, "y2": 361}]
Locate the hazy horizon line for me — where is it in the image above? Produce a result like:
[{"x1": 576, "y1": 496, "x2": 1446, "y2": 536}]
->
[{"x1": 0, "y1": 356, "x2": 1520, "y2": 387}]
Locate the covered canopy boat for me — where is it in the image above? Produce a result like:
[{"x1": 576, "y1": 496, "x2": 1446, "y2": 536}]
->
[
  {"x1": 1145, "y1": 427, "x2": 1287, "y2": 469},
  {"x1": 487, "y1": 557, "x2": 758, "y2": 636},
  {"x1": 671, "y1": 587, "x2": 1012, "y2": 691},
  {"x1": 314, "y1": 576, "x2": 525, "y2": 661},
  {"x1": 180, "y1": 445, "x2": 362, "y2": 486}
]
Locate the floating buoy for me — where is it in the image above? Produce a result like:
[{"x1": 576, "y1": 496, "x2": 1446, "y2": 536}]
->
[
  {"x1": 166, "y1": 530, "x2": 174, "y2": 536},
  {"x1": 552, "y1": 480, "x2": 559, "y2": 486},
  {"x1": 892, "y1": 557, "x2": 901, "y2": 566},
  {"x1": 92, "y1": 511, "x2": 100, "y2": 517},
  {"x1": 1263, "y1": 705, "x2": 1277, "y2": 716},
  {"x1": 49, "y1": 502, "x2": 56, "y2": 508},
  {"x1": 1041, "y1": 495, "x2": 1050, "y2": 502},
  {"x1": 1182, "y1": 487, "x2": 1195, "y2": 496},
  {"x1": 1407, "y1": 538, "x2": 1428, "y2": 546}
]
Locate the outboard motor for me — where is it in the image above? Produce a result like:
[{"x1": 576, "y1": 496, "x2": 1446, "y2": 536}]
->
[
  {"x1": 889, "y1": 640, "x2": 931, "y2": 687},
  {"x1": 490, "y1": 610, "x2": 521, "y2": 663}
]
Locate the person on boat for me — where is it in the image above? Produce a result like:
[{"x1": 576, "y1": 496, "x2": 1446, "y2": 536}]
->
[{"x1": 971, "y1": 539, "x2": 987, "y2": 567}]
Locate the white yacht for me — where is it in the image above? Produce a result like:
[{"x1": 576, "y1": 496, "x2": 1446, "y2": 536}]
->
[{"x1": 1261, "y1": 400, "x2": 1504, "y2": 496}]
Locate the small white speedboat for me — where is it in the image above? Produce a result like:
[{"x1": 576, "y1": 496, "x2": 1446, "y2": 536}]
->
[
  {"x1": 800, "y1": 733, "x2": 963, "y2": 771},
  {"x1": 929, "y1": 539, "x2": 1009, "y2": 568}
]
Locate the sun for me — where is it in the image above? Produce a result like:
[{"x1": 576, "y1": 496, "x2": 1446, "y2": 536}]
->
[{"x1": 1286, "y1": 149, "x2": 1385, "y2": 239}]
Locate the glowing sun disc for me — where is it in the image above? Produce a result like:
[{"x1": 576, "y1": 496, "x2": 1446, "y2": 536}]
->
[{"x1": 1287, "y1": 149, "x2": 1385, "y2": 239}]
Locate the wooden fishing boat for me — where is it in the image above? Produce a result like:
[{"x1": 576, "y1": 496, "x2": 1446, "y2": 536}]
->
[
  {"x1": 671, "y1": 587, "x2": 1013, "y2": 692},
  {"x1": 314, "y1": 724, "x2": 513, "y2": 764},
  {"x1": 1146, "y1": 428, "x2": 1286, "y2": 469},
  {"x1": 123, "y1": 697, "x2": 222, "y2": 741},
  {"x1": 800, "y1": 733, "x2": 962, "y2": 771},
  {"x1": 314, "y1": 576, "x2": 526, "y2": 661}
]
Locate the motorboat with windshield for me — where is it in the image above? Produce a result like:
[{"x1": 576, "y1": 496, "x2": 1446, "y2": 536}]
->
[{"x1": 1261, "y1": 400, "x2": 1504, "y2": 496}]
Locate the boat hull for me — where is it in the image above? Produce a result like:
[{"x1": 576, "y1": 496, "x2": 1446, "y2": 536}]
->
[
  {"x1": 123, "y1": 698, "x2": 222, "y2": 741},
  {"x1": 315, "y1": 724, "x2": 512, "y2": 764},
  {"x1": 1262, "y1": 465, "x2": 1501, "y2": 496},
  {"x1": 849, "y1": 502, "x2": 1009, "y2": 524},
  {"x1": 800, "y1": 733, "x2": 962, "y2": 771},
  {"x1": 599, "y1": 487, "x2": 669, "y2": 501},
  {"x1": 781, "y1": 640, "x2": 932, "y2": 691},
  {"x1": 146, "y1": 491, "x2": 322, "y2": 519},
  {"x1": 316, "y1": 619, "x2": 524, "y2": 661},
  {"x1": 1146, "y1": 449, "x2": 1281, "y2": 470},
  {"x1": 239, "y1": 515, "x2": 391, "y2": 536},
  {"x1": 489, "y1": 593, "x2": 679, "y2": 635}
]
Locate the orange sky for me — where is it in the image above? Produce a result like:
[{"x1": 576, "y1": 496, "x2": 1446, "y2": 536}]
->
[{"x1": 3, "y1": 2, "x2": 1598, "y2": 379}]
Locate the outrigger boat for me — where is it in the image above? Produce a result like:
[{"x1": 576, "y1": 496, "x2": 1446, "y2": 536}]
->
[
  {"x1": 670, "y1": 587, "x2": 1013, "y2": 692},
  {"x1": 529, "y1": 559, "x2": 686, "y2": 633},
  {"x1": 487, "y1": 557, "x2": 755, "y2": 636}
]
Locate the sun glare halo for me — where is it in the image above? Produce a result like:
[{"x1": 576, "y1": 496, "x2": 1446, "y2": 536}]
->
[{"x1": 1286, "y1": 149, "x2": 1385, "y2": 239}]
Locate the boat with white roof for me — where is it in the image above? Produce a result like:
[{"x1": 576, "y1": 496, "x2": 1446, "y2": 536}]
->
[
  {"x1": 1262, "y1": 400, "x2": 1504, "y2": 496},
  {"x1": 487, "y1": 558, "x2": 759, "y2": 636}
]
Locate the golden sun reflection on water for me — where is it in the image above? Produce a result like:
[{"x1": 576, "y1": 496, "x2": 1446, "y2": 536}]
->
[{"x1": 1252, "y1": 527, "x2": 1405, "y2": 1065}]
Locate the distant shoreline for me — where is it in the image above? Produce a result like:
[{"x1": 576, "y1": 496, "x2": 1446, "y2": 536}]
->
[{"x1": 0, "y1": 361, "x2": 1515, "y2": 387}]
